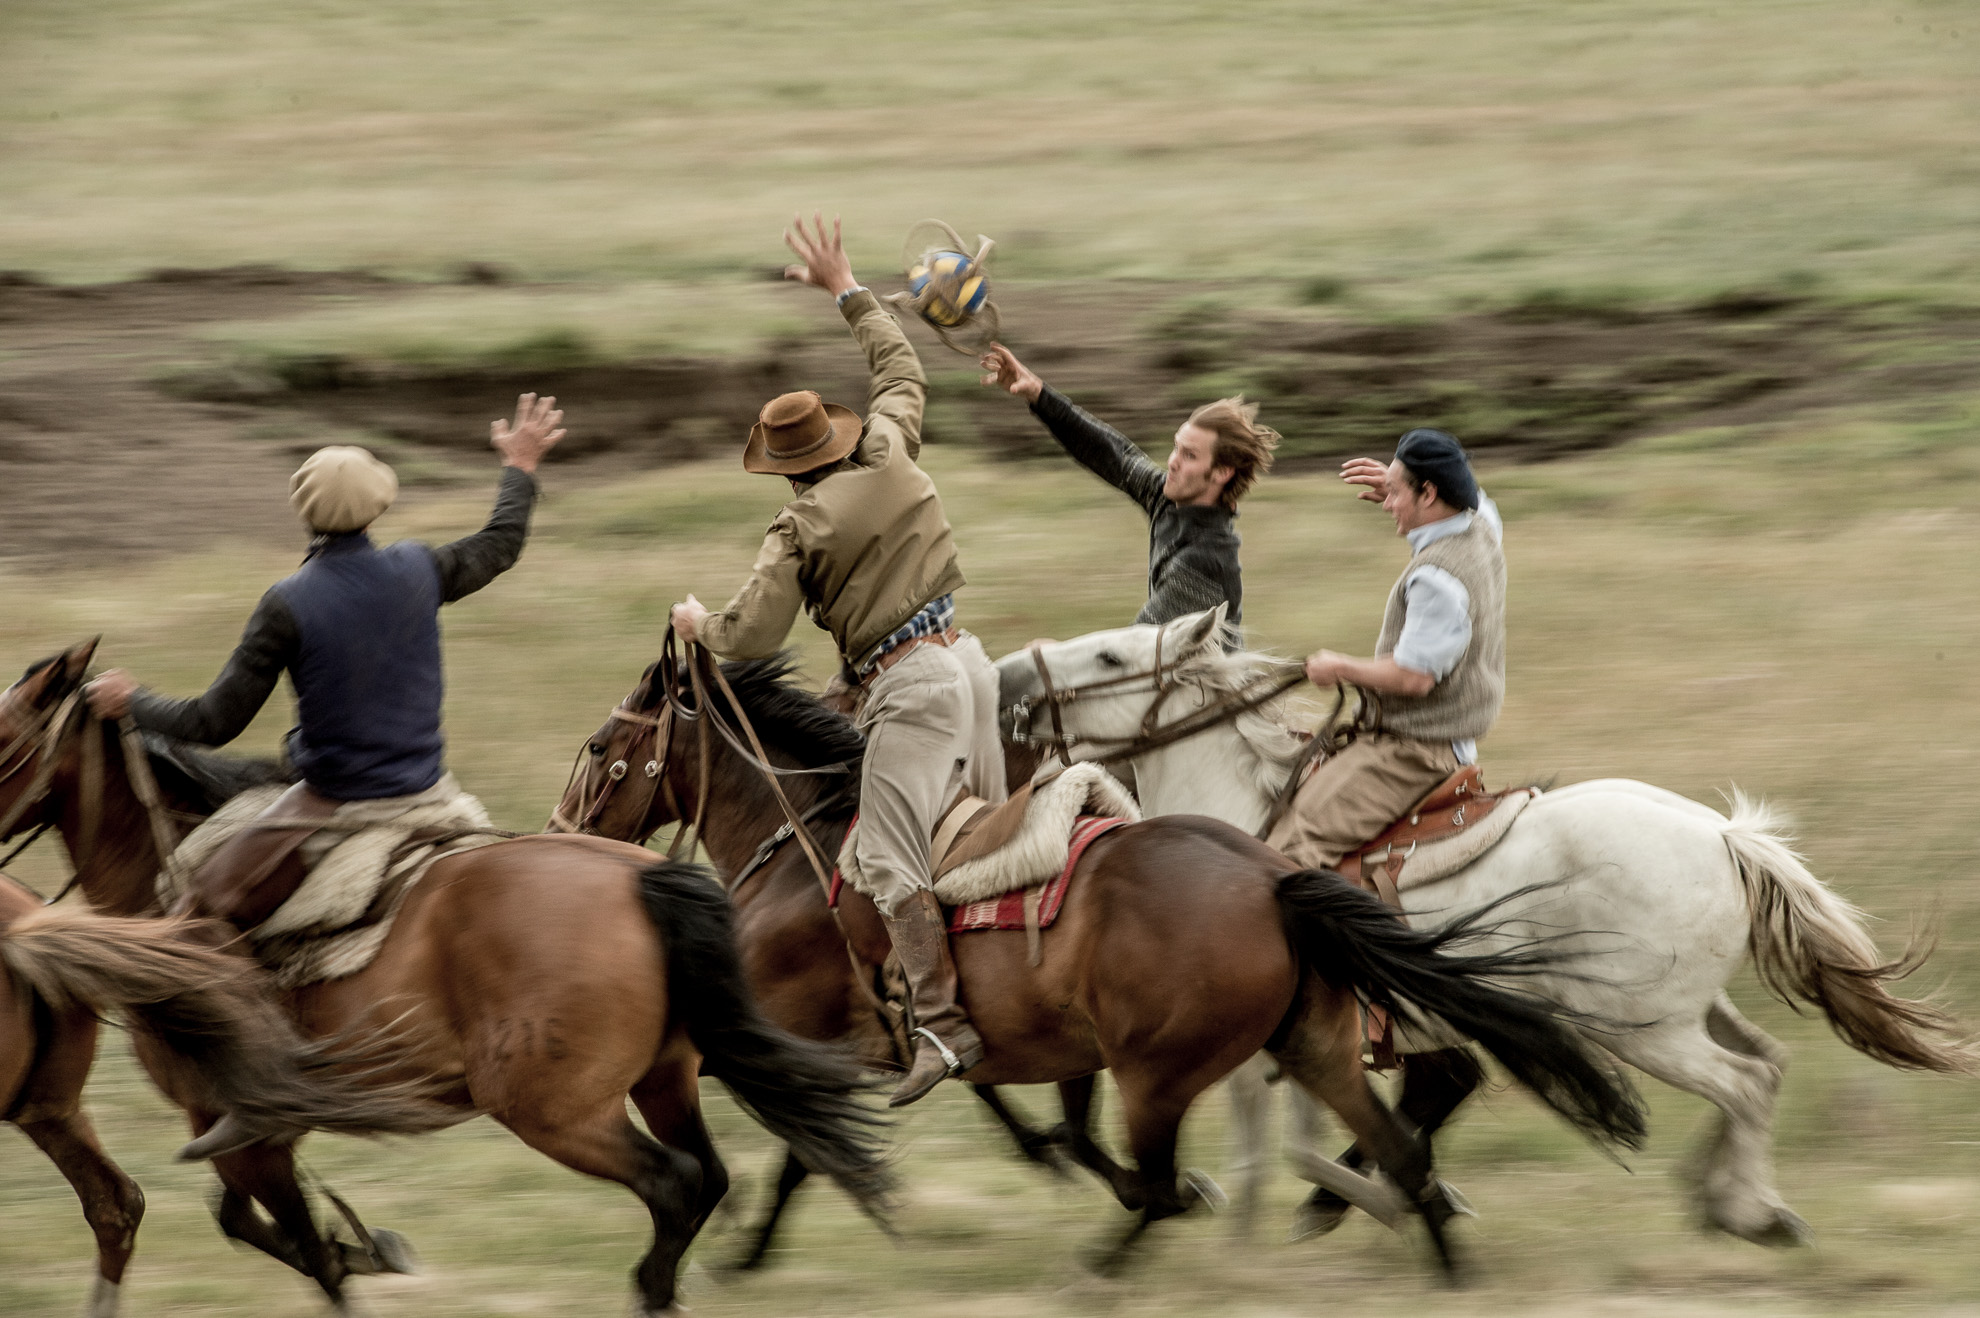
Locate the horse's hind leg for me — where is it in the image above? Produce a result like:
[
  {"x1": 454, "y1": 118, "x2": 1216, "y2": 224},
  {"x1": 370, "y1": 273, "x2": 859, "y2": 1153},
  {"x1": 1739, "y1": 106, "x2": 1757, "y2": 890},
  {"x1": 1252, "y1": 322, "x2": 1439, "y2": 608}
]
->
[
  {"x1": 505, "y1": 1102, "x2": 705, "y2": 1316},
  {"x1": 1055, "y1": 1074, "x2": 1143, "y2": 1210},
  {"x1": 971, "y1": 1083, "x2": 1068, "y2": 1174},
  {"x1": 1224, "y1": 1053, "x2": 1276, "y2": 1234},
  {"x1": 210, "y1": 1141, "x2": 351, "y2": 1309},
  {"x1": 1622, "y1": 994, "x2": 1805, "y2": 1246},
  {"x1": 1273, "y1": 985, "x2": 1464, "y2": 1280},
  {"x1": 728, "y1": 1148, "x2": 809, "y2": 1272},
  {"x1": 18, "y1": 1111, "x2": 145, "y2": 1318},
  {"x1": 1292, "y1": 1046, "x2": 1484, "y2": 1240},
  {"x1": 632, "y1": 1061, "x2": 729, "y2": 1235}
]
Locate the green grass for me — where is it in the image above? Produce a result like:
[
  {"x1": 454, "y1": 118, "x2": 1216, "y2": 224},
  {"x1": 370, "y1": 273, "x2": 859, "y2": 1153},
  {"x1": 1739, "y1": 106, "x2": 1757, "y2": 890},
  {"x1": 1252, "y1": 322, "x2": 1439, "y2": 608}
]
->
[
  {"x1": 5, "y1": 0, "x2": 1976, "y2": 308},
  {"x1": 5, "y1": 396, "x2": 1980, "y2": 1316}
]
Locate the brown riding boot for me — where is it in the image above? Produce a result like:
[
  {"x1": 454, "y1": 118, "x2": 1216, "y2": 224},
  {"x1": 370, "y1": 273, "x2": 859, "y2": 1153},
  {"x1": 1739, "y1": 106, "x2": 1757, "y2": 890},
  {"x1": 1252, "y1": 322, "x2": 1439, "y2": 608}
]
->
[{"x1": 883, "y1": 890, "x2": 984, "y2": 1107}]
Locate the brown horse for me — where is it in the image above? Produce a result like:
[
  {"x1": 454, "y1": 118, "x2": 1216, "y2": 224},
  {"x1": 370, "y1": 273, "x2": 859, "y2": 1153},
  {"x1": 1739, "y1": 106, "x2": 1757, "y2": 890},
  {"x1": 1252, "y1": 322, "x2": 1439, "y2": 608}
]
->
[
  {"x1": 0, "y1": 640, "x2": 892, "y2": 1317},
  {"x1": 0, "y1": 885, "x2": 432, "y2": 1318},
  {"x1": 553, "y1": 645, "x2": 1649, "y2": 1278}
]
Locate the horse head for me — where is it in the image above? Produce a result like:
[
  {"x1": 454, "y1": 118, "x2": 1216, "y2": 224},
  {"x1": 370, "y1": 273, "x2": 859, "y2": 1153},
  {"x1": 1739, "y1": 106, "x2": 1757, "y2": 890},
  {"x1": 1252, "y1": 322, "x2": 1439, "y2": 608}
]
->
[
  {"x1": 994, "y1": 606, "x2": 1229, "y2": 761},
  {"x1": 0, "y1": 638, "x2": 100, "y2": 846}
]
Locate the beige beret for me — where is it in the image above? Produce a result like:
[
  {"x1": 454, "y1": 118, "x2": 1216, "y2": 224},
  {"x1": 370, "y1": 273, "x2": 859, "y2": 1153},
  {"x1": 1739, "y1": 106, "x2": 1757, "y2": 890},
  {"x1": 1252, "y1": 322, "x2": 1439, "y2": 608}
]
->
[{"x1": 290, "y1": 446, "x2": 397, "y2": 533}]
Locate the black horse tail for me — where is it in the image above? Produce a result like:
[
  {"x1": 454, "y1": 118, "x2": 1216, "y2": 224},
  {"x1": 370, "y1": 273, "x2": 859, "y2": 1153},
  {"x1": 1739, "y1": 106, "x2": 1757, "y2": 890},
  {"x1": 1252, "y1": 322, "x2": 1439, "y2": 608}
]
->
[
  {"x1": 1275, "y1": 870, "x2": 1648, "y2": 1152},
  {"x1": 636, "y1": 860, "x2": 894, "y2": 1214}
]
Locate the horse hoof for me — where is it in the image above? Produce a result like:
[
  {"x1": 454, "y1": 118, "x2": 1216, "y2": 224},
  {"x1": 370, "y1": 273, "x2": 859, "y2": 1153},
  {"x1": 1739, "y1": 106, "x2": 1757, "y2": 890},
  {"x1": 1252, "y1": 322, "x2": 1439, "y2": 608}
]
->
[
  {"x1": 1431, "y1": 1179, "x2": 1476, "y2": 1219},
  {"x1": 367, "y1": 1228, "x2": 420, "y2": 1276},
  {"x1": 1746, "y1": 1208, "x2": 1813, "y2": 1248},
  {"x1": 1181, "y1": 1169, "x2": 1228, "y2": 1213},
  {"x1": 177, "y1": 1113, "x2": 261, "y2": 1163},
  {"x1": 83, "y1": 1277, "x2": 120, "y2": 1318},
  {"x1": 1288, "y1": 1197, "x2": 1351, "y2": 1242}
]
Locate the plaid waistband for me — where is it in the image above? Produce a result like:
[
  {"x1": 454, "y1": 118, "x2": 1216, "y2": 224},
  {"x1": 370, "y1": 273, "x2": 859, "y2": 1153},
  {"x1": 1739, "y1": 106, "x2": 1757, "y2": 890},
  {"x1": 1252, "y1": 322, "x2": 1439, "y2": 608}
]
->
[{"x1": 859, "y1": 594, "x2": 955, "y2": 676}]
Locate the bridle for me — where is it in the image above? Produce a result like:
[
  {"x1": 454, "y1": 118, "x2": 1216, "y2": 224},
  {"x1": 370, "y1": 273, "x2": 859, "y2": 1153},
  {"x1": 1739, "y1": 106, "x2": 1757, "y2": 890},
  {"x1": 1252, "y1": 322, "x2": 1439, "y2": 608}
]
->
[
  {"x1": 0, "y1": 682, "x2": 188, "y2": 904},
  {"x1": 553, "y1": 632, "x2": 855, "y2": 894},
  {"x1": 1008, "y1": 635, "x2": 1312, "y2": 765}
]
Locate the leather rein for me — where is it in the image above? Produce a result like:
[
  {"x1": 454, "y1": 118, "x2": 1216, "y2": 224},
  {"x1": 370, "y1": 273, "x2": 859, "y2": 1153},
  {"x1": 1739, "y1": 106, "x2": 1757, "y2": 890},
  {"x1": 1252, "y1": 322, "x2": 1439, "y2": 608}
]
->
[
  {"x1": 0, "y1": 687, "x2": 186, "y2": 905},
  {"x1": 1008, "y1": 636, "x2": 1311, "y2": 766},
  {"x1": 554, "y1": 631, "x2": 854, "y2": 898}
]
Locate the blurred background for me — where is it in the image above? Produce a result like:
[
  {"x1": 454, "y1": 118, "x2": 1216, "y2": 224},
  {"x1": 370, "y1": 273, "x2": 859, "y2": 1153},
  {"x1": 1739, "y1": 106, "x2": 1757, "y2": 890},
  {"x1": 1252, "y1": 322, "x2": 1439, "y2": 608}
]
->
[{"x1": 2, "y1": 1, "x2": 1977, "y2": 1314}]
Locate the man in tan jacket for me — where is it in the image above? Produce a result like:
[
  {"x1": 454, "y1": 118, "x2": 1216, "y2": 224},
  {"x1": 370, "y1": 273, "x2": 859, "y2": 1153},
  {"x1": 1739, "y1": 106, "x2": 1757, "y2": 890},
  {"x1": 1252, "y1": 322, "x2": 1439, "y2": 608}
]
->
[
  {"x1": 1268, "y1": 429, "x2": 1505, "y2": 869},
  {"x1": 670, "y1": 215, "x2": 1005, "y2": 1106}
]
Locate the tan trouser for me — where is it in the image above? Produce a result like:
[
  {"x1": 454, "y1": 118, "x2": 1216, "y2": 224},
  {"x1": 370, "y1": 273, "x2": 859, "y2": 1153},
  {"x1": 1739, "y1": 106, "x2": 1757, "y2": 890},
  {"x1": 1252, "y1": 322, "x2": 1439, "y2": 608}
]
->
[
  {"x1": 1266, "y1": 735, "x2": 1460, "y2": 869},
  {"x1": 853, "y1": 632, "x2": 1007, "y2": 918}
]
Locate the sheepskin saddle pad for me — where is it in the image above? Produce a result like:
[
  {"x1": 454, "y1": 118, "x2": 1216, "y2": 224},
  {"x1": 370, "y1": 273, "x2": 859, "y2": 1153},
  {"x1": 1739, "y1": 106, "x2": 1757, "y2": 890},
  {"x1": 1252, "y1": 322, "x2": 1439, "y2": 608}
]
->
[
  {"x1": 160, "y1": 775, "x2": 507, "y2": 989},
  {"x1": 835, "y1": 762, "x2": 1140, "y2": 925}
]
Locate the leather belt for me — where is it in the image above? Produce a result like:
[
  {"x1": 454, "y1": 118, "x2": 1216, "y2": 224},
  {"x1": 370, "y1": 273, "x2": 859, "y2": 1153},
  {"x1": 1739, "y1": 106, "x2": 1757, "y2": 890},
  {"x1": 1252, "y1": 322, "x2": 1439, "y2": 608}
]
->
[{"x1": 866, "y1": 627, "x2": 960, "y2": 682}]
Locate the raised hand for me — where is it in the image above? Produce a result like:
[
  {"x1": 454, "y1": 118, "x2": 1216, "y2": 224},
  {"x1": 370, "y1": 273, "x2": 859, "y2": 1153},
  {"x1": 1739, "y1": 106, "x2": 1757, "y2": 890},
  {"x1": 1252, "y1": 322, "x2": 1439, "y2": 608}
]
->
[
  {"x1": 491, "y1": 393, "x2": 566, "y2": 475},
  {"x1": 783, "y1": 212, "x2": 858, "y2": 297},
  {"x1": 978, "y1": 343, "x2": 1044, "y2": 403},
  {"x1": 1340, "y1": 456, "x2": 1390, "y2": 503}
]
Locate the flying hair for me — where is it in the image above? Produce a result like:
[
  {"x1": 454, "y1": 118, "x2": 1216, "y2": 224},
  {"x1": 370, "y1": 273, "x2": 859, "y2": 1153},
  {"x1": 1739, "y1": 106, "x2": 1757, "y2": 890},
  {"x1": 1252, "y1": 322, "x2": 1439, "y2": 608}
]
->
[{"x1": 1186, "y1": 396, "x2": 1280, "y2": 512}]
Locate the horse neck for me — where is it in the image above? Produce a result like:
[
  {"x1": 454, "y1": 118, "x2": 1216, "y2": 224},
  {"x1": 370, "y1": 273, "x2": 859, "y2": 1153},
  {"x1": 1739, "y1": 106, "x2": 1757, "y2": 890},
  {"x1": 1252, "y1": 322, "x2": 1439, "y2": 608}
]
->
[
  {"x1": 54, "y1": 722, "x2": 175, "y2": 917},
  {"x1": 676, "y1": 727, "x2": 838, "y2": 882},
  {"x1": 1124, "y1": 687, "x2": 1276, "y2": 833}
]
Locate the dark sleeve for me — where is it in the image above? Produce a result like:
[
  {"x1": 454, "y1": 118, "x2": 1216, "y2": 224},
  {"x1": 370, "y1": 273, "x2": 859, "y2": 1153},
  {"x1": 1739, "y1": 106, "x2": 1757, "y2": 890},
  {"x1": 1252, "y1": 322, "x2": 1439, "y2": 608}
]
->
[
  {"x1": 1029, "y1": 385, "x2": 1166, "y2": 516},
  {"x1": 430, "y1": 466, "x2": 538, "y2": 603},
  {"x1": 128, "y1": 589, "x2": 297, "y2": 746}
]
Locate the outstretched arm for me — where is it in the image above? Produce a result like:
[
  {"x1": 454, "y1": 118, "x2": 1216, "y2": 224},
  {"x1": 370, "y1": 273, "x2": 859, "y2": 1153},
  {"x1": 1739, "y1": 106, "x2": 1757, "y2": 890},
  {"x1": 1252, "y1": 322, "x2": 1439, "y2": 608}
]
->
[
  {"x1": 673, "y1": 523, "x2": 808, "y2": 661},
  {"x1": 88, "y1": 590, "x2": 299, "y2": 743},
  {"x1": 785, "y1": 213, "x2": 927, "y2": 458},
  {"x1": 431, "y1": 393, "x2": 564, "y2": 602},
  {"x1": 997, "y1": 359, "x2": 1165, "y2": 516}
]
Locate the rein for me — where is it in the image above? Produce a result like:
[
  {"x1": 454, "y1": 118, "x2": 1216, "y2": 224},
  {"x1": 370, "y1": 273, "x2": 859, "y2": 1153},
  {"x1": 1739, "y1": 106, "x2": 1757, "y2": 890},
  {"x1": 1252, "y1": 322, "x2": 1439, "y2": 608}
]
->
[
  {"x1": 0, "y1": 686, "x2": 188, "y2": 907},
  {"x1": 1010, "y1": 641, "x2": 1309, "y2": 765}
]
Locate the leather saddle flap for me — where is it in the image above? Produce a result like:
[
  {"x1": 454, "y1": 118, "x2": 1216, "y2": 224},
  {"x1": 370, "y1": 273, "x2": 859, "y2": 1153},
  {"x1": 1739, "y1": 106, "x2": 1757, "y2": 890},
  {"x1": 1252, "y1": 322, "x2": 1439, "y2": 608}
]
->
[
  {"x1": 1339, "y1": 768, "x2": 1534, "y2": 906},
  {"x1": 933, "y1": 780, "x2": 1036, "y2": 879},
  {"x1": 190, "y1": 782, "x2": 340, "y2": 929}
]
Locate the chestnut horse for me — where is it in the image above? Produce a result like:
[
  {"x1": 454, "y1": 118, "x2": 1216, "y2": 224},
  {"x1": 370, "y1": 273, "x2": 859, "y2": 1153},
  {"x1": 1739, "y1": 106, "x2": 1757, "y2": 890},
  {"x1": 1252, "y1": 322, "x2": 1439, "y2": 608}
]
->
[
  {"x1": 0, "y1": 641, "x2": 891, "y2": 1317},
  {"x1": 553, "y1": 644, "x2": 1649, "y2": 1277},
  {"x1": 0, "y1": 883, "x2": 442, "y2": 1318}
]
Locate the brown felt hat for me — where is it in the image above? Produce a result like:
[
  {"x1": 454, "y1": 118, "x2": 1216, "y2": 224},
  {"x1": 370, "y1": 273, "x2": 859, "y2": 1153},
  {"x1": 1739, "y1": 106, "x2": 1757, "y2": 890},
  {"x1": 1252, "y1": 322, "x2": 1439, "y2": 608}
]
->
[{"x1": 743, "y1": 391, "x2": 862, "y2": 475}]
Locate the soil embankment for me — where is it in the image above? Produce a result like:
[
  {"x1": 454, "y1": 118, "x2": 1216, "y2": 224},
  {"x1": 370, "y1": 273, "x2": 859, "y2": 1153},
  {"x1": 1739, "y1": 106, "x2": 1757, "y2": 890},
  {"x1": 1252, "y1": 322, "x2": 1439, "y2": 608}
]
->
[{"x1": 2, "y1": 266, "x2": 1974, "y2": 562}]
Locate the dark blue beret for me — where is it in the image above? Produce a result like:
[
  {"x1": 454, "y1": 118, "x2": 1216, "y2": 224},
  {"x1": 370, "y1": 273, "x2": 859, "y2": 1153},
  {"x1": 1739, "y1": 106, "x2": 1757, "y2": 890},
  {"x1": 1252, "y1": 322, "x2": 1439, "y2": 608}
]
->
[{"x1": 1394, "y1": 428, "x2": 1479, "y2": 511}]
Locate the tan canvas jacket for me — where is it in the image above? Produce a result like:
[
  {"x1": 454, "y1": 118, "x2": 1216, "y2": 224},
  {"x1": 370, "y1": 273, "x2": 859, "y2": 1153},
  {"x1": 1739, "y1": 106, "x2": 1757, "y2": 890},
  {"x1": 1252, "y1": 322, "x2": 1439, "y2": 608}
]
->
[{"x1": 698, "y1": 289, "x2": 966, "y2": 669}]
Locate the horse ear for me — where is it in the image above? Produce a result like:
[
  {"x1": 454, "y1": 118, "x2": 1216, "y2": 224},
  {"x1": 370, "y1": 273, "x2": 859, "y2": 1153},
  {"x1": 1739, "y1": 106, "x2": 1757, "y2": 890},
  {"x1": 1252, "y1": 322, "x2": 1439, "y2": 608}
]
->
[
  {"x1": 15, "y1": 637, "x2": 99, "y2": 709},
  {"x1": 1170, "y1": 605, "x2": 1227, "y2": 656}
]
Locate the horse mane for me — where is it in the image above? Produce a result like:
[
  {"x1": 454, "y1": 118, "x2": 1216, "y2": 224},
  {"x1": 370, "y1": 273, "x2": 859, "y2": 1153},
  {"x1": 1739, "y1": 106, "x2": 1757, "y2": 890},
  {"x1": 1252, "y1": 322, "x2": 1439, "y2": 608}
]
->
[
  {"x1": 1172, "y1": 642, "x2": 1315, "y2": 798},
  {"x1": 703, "y1": 653, "x2": 866, "y2": 771},
  {"x1": 141, "y1": 733, "x2": 296, "y2": 811}
]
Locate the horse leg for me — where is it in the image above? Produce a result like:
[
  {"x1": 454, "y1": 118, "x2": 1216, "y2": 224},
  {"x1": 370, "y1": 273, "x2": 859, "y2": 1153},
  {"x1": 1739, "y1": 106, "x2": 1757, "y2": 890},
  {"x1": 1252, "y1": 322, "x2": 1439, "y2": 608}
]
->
[
  {"x1": 1086, "y1": 1072, "x2": 1216, "y2": 1277},
  {"x1": 1619, "y1": 995, "x2": 1805, "y2": 1246},
  {"x1": 209, "y1": 1141, "x2": 351, "y2": 1309},
  {"x1": 728, "y1": 1148, "x2": 809, "y2": 1273},
  {"x1": 1224, "y1": 1053, "x2": 1276, "y2": 1235},
  {"x1": 1291, "y1": 1046, "x2": 1484, "y2": 1240},
  {"x1": 503, "y1": 1103, "x2": 705, "y2": 1316},
  {"x1": 631, "y1": 1063, "x2": 729, "y2": 1236},
  {"x1": 971, "y1": 1083, "x2": 1069, "y2": 1174},
  {"x1": 17, "y1": 1110, "x2": 145, "y2": 1318},
  {"x1": 1054, "y1": 1074, "x2": 1143, "y2": 1210},
  {"x1": 1274, "y1": 986, "x2": 1464, "y2": 1282}
]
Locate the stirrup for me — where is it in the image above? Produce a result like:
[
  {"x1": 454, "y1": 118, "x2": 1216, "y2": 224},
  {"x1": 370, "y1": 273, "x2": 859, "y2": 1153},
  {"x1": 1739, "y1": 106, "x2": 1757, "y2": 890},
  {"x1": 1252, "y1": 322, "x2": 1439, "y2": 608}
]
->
[{"x1": 912, "y1": 1026, "x2": 964, "y2": 1077}]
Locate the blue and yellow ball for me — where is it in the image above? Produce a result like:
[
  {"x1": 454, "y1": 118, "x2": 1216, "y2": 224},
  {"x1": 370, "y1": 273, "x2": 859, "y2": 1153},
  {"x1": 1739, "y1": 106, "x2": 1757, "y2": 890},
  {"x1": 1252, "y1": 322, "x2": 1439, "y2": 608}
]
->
[{"x1": 907, "y1": 250, "x2": 989, "y2": 328}]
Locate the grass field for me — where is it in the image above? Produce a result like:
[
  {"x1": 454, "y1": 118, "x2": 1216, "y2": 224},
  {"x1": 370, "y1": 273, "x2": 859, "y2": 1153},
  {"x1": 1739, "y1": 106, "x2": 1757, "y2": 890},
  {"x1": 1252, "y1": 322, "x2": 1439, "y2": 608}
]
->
[{"x1": 3, "y1": 0, "x2": 1979, "y2": 1314}]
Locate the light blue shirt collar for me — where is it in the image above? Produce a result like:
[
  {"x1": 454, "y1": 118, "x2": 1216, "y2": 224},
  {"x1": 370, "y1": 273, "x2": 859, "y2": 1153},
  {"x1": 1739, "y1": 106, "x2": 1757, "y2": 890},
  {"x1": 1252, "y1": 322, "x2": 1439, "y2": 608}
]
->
[{"x1": 1405, "y1": 508, "x2": 1473, "y2": 554}]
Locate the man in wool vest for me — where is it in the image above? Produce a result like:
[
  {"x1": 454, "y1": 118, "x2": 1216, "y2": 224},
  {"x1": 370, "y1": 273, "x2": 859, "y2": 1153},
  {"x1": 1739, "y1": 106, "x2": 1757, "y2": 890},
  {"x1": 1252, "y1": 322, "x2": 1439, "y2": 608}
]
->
[
  {"x1": 1267, "y1": 428, "x2": 1504, "y2": 869},
  {"x1": 977, "y1": 343, "x2": 1278, "y2": 642},
  {"x1": 668, "y1": 215, "x2": 1006, "y2": 1107},
  {"x1": 84, "y1": 394, "x2": 565, "y2": 923}
]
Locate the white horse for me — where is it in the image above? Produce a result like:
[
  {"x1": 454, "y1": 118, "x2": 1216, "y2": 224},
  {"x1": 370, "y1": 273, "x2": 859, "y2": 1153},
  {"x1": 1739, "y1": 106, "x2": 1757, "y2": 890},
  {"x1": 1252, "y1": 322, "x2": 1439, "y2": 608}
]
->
[{"x1": 997, "y1": 606, "x2": 1972, "y2": 1245}]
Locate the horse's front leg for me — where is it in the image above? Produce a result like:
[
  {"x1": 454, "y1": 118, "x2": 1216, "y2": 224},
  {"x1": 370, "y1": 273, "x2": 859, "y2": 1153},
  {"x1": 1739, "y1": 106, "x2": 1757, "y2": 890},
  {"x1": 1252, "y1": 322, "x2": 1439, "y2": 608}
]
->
[{"x1": 970, "y1": 1083, "x2": 1070, "y2": 1175}]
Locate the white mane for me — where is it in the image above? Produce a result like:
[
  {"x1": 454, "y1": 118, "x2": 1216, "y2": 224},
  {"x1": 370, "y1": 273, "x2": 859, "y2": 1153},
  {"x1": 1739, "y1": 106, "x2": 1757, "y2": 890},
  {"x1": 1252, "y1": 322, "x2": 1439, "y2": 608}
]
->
[{"x1": 1171, "y1": 642, "x2": 1318, "y2": 802}]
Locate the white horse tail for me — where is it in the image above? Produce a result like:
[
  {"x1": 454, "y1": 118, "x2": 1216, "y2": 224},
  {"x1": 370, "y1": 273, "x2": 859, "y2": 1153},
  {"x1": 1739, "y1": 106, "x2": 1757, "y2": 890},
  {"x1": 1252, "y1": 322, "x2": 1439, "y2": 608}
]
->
[{"x1": 1721, "y1": 789, "x2": 1975, "y2": 1074}]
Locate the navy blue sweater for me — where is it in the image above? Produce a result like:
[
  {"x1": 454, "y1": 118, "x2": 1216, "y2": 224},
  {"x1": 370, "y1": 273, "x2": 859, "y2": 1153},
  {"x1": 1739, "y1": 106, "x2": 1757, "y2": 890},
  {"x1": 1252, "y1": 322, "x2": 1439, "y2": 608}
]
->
[{"x1": 131, "y1": 467, "x2": 536, "y2": 799}]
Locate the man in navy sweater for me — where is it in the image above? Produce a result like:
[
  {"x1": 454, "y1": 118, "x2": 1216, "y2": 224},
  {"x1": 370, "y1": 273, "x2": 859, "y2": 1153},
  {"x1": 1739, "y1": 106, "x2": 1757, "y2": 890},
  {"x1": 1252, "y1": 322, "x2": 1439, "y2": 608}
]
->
[{"x1": 85, "y1": 394, "x2": 564, "y2": 923}]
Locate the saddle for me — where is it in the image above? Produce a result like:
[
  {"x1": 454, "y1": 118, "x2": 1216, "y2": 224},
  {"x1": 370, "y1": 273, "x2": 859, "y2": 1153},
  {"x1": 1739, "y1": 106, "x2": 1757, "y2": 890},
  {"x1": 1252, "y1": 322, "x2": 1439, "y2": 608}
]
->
[
  {"x1": 1336, "y1": 767, "x2": 1531, "y2": 910},
  {"x1": 182, "y1": 782, "x2": 338, "y2": 930}
]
